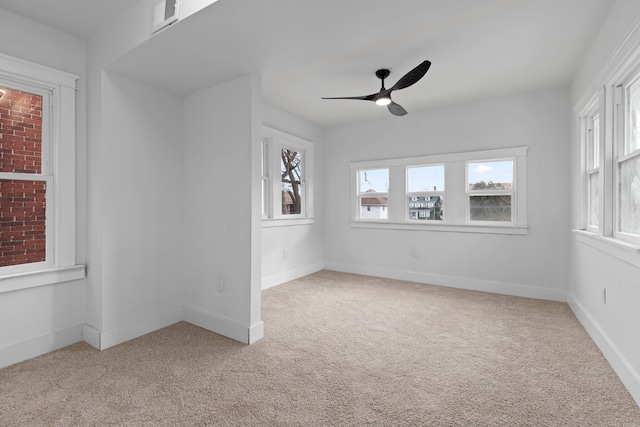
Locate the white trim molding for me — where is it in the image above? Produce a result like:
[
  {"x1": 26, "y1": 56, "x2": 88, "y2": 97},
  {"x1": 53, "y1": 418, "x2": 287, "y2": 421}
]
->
[
  {"x1": 183, "y1": 305, "x2": 259, "y2": 345},
  {"x1": 0, "y1": 325, "x2": 82, "y2": 369},
  {"x1": 349, "y1": 146, "x2": 528, "y2": 233},
  {"x1": 324, "y1": 262, "x2": 566, "y2": 302},
  {"x1": 84, "y1": 306, "x2": 184, "y2": 351},
  {"x1": 0, "y1": 52, "x2": 85, "y2": 292},
  {"x1": 568, "y1": 295, "x2": 640, "y2": 407}
]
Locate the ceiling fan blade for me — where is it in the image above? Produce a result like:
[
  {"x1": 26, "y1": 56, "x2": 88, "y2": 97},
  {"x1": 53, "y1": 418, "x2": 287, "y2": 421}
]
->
[
  {"x1": 388, "y1": 102, "x2": 407, "y2": 116},
  {"x1": 390, "y1": 60, "x2": 431, "y2": 92},
  {"x1": 321, "y1": 93, "x2": 377, "y2": 101}
]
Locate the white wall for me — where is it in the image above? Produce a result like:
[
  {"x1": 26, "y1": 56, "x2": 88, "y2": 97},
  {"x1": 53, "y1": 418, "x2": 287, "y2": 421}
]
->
[
  {"x1": 0, "y1": 9, "x2": 87, "y2": 367},
  {"x1": 569, "y1": 0, "x2": 640, "y2": 406},
  {"x1": 81, "y1": 0, "x2": 266, "y2": 349},
  {"x1": 324, "y1": 88, "x2": 571, "y2": 301},
  {"x1": 182, "y1": 75, "x2": 263, "y2": 344},
  {"x1": 89, "y1": 71, "x2": 184, "y2": 349},
  {"x1": 261, "y1": 103, "x2": 325, "y2": 289}
]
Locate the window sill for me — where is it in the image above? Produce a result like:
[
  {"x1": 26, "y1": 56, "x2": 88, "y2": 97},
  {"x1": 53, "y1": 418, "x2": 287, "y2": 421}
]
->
[
  {"x1": 573, "y1": 229, "x2": 640, "y2": 268},
  {"x1": 0, "y1": 265, "x2": 86, "y2": 294},
  {"x1": 262, "y1": 217, "x2": 315, "y2": 228},
  {"x1": 350, "y1": 221, "x2": 528, "y2": 235}
]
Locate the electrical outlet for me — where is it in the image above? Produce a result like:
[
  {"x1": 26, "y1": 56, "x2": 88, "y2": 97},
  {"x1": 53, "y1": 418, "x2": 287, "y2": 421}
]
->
[
  {"x1": 283, "y1": 248, "x2": 288, "y2": 258},
  {"x1": 411, "y1": 248, "x2": 419, "y2": 258},
  {"x1": 217, "y1": 276, "x2": 224, "y2": 292}
]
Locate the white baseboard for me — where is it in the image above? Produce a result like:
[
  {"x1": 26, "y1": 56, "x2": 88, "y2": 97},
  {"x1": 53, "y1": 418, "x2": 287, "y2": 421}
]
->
[
  {"x1": 261, "y1": 262, "x2": 324, "y2": 290},
  {"x1": 568, "y1": 294, "x2": 640, "y2": 407},
  {"x1": 82, "y1": 323, "x2": 101, "y2": 349},
  {"x1": 88, "y1": 306, "x2": 184, "y2": 350},
  {"x1": 248, "y1": 321, "x2": 264, "y2": 344},
  {"x1": 324, "y1": 262, "x2": 567, "y2": 302},
  {"x1": 0, "y1": 325, "x2": 83, "y2": 369},
  {"x1": 183, "y1": 305, "x2": 252, "y2": 344}
]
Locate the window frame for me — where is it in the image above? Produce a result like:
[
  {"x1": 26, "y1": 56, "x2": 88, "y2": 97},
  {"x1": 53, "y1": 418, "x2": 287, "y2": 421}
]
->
[
  {"x1": 280, "y1": 146, "x2": 305, "y2": 217},
  {"x1": 350, "y1": 147, "x2": 528, "y2": 235},
  {"x1": 406, "y1": 164, "x2": 445, "y2": 222},
  {"x1": 587, "y1": 111, "x2": 601, "y2": 232},
  {"x1": 0, "y1": 80, "x2": 54, "y2": 273},
  {"x1": 261, "y1": 137, "x2": 269, "y2": 218},
  {"x1": 614, "y1": 77, "x2": 640, "y2": 244},
  {"x1": 466, "y1": 158, "x2": 516, "y2": 225},
  {"x1": 577, "y1": 66, "x2": 640, "y2": 250},
  {"x1": 356, "y1": 168, "x2": 389, "y2": 222},
  {"x1": 0, "y1": 53, "x2": 84, "y2": 293},
  {"x1": 262, "y1": 126, "x2": 314, "y2": 227}
]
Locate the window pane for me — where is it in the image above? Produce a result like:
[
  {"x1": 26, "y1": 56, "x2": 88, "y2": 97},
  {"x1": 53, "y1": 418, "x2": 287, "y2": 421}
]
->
[
  {"x1": 408, "y1": 165, "x2": 444, "y2": 192},
  {"x1": 281, "y1": 148, "x2": 302, "y2": 215},
  {"x1": 262, "y1": 179, "x2": 268, "y2": 217},
  {"x1": 619, "y1": 156, "x2": 640, "y2": 234},
  {"x1": 261, "y1": 138, "x2": 267, "y2": 176},
  {"x1": 588, "y1": 172, "x2": 599, "y2": 227},
  {"x1": 0, "y1": 86, "x2": 43, "y2": 174},
  {"x1": 469, "y1": 195, "x2": 511, "y2": 221},
  {"x1": 591, "y1": 115, "x2": 600, "y2": 168},
  {"x1": 359, "y1": 169, "x2": 388, "y2": 193},
  {"x1": 360, "y1": 196, "x2": 388, "y2": 219},
  {"x1": 408, "y1": 195, "x2": 443, "y2": 221},
  {"x1": 0, "y1": 179, "x2": 46, "y2": 267},
  {"x1": 468, "y1": 160, "x2": 513, "y2": 190},
  {"x1": 628, "y1": 82, "x2": 640, "y2": 155}
]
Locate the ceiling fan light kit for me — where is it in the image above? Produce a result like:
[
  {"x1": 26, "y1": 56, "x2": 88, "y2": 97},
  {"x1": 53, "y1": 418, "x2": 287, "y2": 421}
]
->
[
  {"x1": 322, "y1": 60, "x2": 431, "y2": 116},
  {"x1": 375, "y1": 96, "x2": 392, "y2": 106}
]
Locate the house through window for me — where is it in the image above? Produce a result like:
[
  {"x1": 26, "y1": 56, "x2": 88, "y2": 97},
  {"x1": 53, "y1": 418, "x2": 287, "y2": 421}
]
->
[
  {"x1": 407, "y1": 165, "x2": 444, "y2": 221},
  {"x1": 350, "y1": 147, "x2": 527, "y2": 234},
  {"x1": 358, "y1": 169, "x2": 389, "y2": 220}
]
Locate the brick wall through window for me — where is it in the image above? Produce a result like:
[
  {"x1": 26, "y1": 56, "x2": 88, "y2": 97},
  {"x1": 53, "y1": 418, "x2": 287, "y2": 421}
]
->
[{"x1": 0, "y1": 87, "x2": 46, "y2": 267}]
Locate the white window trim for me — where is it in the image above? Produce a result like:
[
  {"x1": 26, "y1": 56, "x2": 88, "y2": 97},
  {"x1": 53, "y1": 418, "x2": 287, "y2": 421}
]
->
[
  {"x1": 573, "y1": 229, "x2": 640, "y2": 269},
  {"x1": 578, "y1": 93, "x2": 602, "y2": 233},
  {"x1": 261, "y1": 137, "x2": 269, "y2": 218},
  {"x1": 262, "y1": 126, "x2": 314, "y2": 227},
  {"x1": 573, "y1": 19, "x2": 640, "y2": 262},
  {"x1": 350, "y1": 147, "x2": 528, "y2": 235},
  {"x1": 576, "y1": 87, "x2": 640, "y2": 255},
  {"x1": 0, "y1": 53, "x2": 85, "y2": 293},
  {"x1": 614, "y1": 82, "x2": 640, "y2": 245}
]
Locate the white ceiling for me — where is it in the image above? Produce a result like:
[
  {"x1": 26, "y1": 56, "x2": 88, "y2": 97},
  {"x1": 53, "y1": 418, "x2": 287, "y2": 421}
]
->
[
  {"x1": 0, "y1": 0, "x2": 614, "y2": 128},
  {"x1": 0, "y1": 0, "x2": 136, "y2": 40}
]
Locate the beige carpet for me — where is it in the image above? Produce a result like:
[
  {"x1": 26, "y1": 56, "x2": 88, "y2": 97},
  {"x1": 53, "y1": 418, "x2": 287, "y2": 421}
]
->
[{"x1": 1, "y1": 270, "x2": 639, "y2": 426}]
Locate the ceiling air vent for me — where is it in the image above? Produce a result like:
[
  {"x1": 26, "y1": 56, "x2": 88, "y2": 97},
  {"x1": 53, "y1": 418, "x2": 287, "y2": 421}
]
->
[{"x1": 152, "y1": 0, "x2": 179, "y2": 34}]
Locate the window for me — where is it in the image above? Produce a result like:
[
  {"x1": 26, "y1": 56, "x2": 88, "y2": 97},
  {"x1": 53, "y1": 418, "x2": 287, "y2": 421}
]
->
[
  {"x1": 587, "y1": 113, "x2": 600, "y2": 229},
  {"x1": 0, "y1": 53, "x2": 84, "y2": 292},
  {"x1": 262, "y1": 126, "x2": 314, "y2": 226},
  {"x1": 578, "y1": 66, "x2": 640, "y2": 248},
  {"x1": 281, "y1": 148, "x2": 304, "y2": 215},
  {"x1": 261, "y1": 137, "x2": 269, "y2": 217},
  {"x1": 617, "y1": 79, "x2": 640, "y2": 242},
  {"x1": 350, "y1": 147, "x2": 528, "y2": 234},
  {"x1": 0, "y1": 84, "x2": 49, "y2": 268},
  {"x1": 358, "y1": 168, "x2": 388, "y2": 220},
  {"x1": 467, "y1": 160, "x2": 514, "y2": 223},
  {"x1": 407, "y1": 165, "x2": 444, "y2": 221}
]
